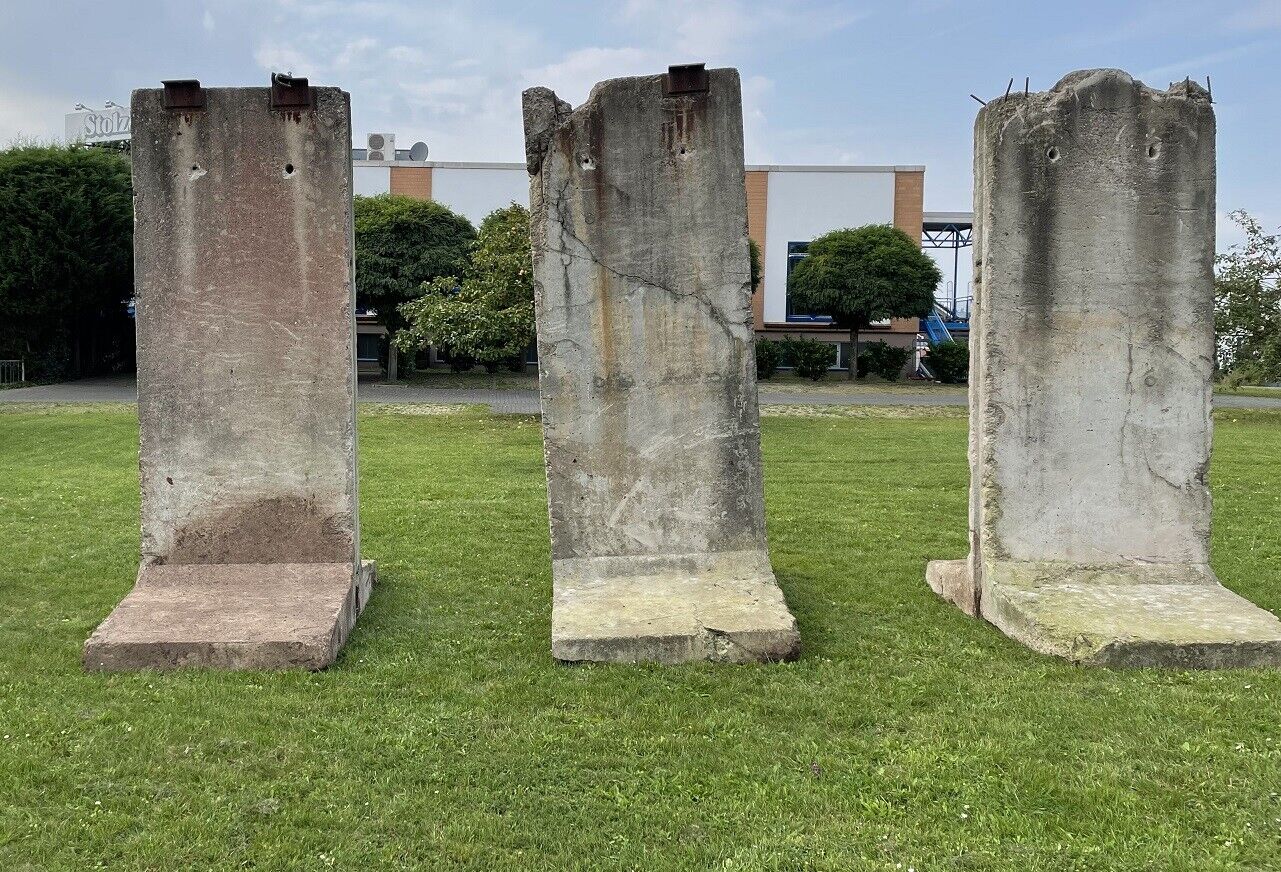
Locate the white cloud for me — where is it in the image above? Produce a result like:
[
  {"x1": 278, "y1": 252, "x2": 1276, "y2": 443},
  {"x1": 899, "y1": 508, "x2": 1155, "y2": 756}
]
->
[
  {"x1": 741, "y1": 74, "x2": 775, "y2": 163},
  {"x1": 618, "y1": 0, "x2": 866, "y2": 59},
  {"x1": 521, "y1": 47, "x2": 660, "y2": 105},
  {"x1": 0, "y1": 80, "x2": 70, "y2": 145},
  {"x1": 253, "y1": 40, "x2": 317, "y2": 77},
  {"x1": 202, "y1": 9, "x2": 215, "y2": 32},
  {"x1": 1137, "y1": 42, "x2": 1267, "y2": 83},
  {"x1": 1224, "y1": 0, "x2": 1281, "y2": 32},
  {"x1": 335, "y1": 37, "x2": 380, "y2": 71}
]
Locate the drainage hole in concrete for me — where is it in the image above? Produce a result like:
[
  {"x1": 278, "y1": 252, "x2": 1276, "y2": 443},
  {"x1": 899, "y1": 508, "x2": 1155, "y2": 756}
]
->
[{"x1": 1046, "y1": 146, "x2": 1060, "y2": 161}]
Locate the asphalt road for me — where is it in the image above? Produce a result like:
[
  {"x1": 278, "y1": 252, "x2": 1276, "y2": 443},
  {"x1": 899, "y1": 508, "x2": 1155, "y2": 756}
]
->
[{"x1": 3, "y1": 375, "x2": 1280, "y2": 413}]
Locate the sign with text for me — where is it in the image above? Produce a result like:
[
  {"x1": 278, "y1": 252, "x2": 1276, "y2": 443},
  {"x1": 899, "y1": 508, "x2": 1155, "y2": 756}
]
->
[{"x1": 64, "y1": 106, "x2": 130, "y2": 145}]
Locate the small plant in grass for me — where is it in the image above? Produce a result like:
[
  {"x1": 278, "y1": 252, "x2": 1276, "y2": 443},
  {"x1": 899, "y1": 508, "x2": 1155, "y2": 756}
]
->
[
  {"x1": 783, "y1": 337, "x2": 836, "y2": 381},
  {"x1": 927, "y1": 339, "x2": 969, "y2": 383},
  {"x1": 861, "y1": 341, "x2": 912, "y2": 381},
  {"x1": 756, "y1": 338, "x2": 781, "y2": 380}
]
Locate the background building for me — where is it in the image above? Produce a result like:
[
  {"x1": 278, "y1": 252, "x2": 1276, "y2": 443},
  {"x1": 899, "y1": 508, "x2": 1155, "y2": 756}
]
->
[
  {"x1": 354, "y1": 146, "x2": 970, "y2": 374},
  {"x1": 60, "y1": 106, "x2": 972, "y2": 378}
]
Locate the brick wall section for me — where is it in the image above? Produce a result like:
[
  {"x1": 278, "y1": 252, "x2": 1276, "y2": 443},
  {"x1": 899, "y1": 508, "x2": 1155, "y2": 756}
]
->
[
  {"x1": 390, "y1": 166, "x2": 432, "y2": 200},
  {"x1": 891, "y1": 169, "x2": 926, "y2": 333},
  {"x1": 745, "y1": 171, "x2": 768, "y2": 329}
]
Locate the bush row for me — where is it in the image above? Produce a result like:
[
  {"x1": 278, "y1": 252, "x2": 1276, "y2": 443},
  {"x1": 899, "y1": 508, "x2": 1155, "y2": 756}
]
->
[{"x1": 756, "y1": 338, "x2": 914, "y2": 382}]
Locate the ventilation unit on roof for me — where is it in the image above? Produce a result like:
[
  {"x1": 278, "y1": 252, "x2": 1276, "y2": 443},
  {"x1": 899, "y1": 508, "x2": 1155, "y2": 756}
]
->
[{"x1": 367, "y1": 132, "x2": 395, "y2": 162}]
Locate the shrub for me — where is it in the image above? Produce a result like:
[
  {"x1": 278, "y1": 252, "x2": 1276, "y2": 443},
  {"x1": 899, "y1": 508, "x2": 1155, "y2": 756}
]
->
[
  {"x1": 399, "y1": 203, "x2": 535, "y2": 371},
  {"x1": 755, "y1": 338, "x2": 781, "y2": 380},
  {"x1": 926, "y1": 339, "x2": 969, "y2": 383},
  {"x1": 448, "y1": 351, "x2": 476, "y2": 373},
  {"x1": 861, "y1": 340, "x2": 912, "y2": 381},
  {"x1": 783, "y1": 337, "x2": 837, "y2": 381}
]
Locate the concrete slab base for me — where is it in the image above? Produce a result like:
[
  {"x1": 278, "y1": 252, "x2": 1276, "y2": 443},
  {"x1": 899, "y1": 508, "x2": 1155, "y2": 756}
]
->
[
  {"x1": 926, "y1": 559, "x2": 978, "y2": 617},
  {"x1": 926, "y1": 559, "x2": 1281, "y2": 668},
  {"x1": 551, "y1": 551, "x2": 801, "y2": 665},
  {"x1": 83, "y1": 561, "x2": 375, "y2": 671}
]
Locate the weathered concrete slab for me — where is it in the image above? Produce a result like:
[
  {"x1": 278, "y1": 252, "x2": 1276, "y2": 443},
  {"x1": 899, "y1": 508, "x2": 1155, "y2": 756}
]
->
[
  {"x1": 932, "y1": 560, "x2": 1281, "y2": 667},
  {"x1": 551, "y1": 551, "x2": 800, "y2": 664},
  {"x1": 926, "y1": 69, "x2": 1281, "y2": 668},
  {"x1": 84, "y1": 82, "x2": 374, "y2": 671},
  {"x1": 925, "y1": 559, "x2": 976, "y2": 617},
  {"x1": 524, "y1": 66, "x2": 799, "y2": 664},
  {"x1": 84, "y1": 562, "x2": 374, "y2": 671}
]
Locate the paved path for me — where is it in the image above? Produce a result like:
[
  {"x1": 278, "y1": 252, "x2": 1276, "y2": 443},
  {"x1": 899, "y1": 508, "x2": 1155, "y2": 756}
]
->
[{"x1": 4, "y1": 375, "x2": 1281, "y2": 412}]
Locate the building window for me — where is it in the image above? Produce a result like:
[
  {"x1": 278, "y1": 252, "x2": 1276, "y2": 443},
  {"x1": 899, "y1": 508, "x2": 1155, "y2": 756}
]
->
[
  {"x1": 356, "y1": 332, "x2": 381, "y2": 363},
  {"x1": 784, "y1": 241, "x2": 832, "y2": 323}
]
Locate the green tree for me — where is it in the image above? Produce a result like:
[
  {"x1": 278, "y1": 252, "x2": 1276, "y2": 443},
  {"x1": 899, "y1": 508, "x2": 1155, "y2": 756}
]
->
[
  {"x1": 787, "y1": 225, "x2": 941, "y2": 380},
  {"x1": 1216, "y1": 210, "x2": 1281, "y2": 385},
  {"x1": 399, "y1": 203, "x2": 535, "y2": 372},
  {"x1": 353, "y1": 194, "x2": 474, "y2": 379},
  {"x1": 0, "y1": 143, "x2": 134, "y2": 381}
]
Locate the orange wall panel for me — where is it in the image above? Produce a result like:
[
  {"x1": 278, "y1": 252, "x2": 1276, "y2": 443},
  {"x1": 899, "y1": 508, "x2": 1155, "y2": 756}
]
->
[
  {"x1": 390, "y1": 166, "x2": 432, "y2": 200},
  {"x1": 892, "y1": 170, "x2": 926, "y2": 333},
  {"x1": 745, "y1": 170, "x2": 768, "y2": 330}
]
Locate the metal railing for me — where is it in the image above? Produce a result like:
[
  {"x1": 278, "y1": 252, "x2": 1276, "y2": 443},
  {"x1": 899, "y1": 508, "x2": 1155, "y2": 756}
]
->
[{"x1": 0, "y1": 359, "x2": 25, "y2": 386}]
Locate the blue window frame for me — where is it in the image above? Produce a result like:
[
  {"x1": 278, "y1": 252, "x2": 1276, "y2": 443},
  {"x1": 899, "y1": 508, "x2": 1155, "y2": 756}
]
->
[{"x1": 784, "y1": 241, "x2": 832, "y2": 323}]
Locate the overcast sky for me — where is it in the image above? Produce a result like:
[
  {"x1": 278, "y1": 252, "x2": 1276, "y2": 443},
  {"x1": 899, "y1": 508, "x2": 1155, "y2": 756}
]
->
[{"x1": 3, "y1": 0, "x2": 1278, "y2": 249}]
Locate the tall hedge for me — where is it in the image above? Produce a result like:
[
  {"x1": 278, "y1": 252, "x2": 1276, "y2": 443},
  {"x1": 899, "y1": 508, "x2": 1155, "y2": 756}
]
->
[{"x1": 0, "y1": 144, "x2": 134, "y2": 380}]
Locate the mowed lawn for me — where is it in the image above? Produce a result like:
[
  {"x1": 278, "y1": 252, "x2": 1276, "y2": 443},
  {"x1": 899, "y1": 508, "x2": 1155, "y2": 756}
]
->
[{"x1": 2, "y1": 405, "x2": 1281, "y2": 871}]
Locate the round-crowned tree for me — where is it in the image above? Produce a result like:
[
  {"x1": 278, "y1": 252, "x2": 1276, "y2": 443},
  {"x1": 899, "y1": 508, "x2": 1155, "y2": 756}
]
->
[
  {"x1": 353, "y1": 194, "x2": 474, "y2": 378},
  {"x1": 787, "y1": 225, "x2": 941, "y2": 380}
]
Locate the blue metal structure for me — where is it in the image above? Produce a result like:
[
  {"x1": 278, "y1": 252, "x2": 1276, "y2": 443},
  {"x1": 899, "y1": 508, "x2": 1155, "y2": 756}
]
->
[{"x1": 922, "y1": 307, "x2": 953, "y2": 345}]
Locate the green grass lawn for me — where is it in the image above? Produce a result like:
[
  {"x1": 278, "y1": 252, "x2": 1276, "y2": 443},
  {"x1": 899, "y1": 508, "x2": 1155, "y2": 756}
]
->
[
  {"x1": 3, "y1": 405, "x2": 1281, "y2": 870},
  {"x1": 1217, "y1": 385, "x2": 1281, "y2": 400},
  {"x1": 402, "y1": 368, "x2": 541, "y2": 390}
]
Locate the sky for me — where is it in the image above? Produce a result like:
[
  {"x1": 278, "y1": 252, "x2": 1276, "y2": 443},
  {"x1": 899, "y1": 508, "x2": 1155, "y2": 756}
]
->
[{"x1": 2, "y1": 0, "x2": 1279, "y2": 253}]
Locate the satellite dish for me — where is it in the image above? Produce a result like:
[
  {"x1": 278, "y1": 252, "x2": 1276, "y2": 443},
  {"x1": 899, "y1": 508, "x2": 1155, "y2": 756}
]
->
[{"x1": 409, "y1": 141, "x2": 429, "y2": 161}]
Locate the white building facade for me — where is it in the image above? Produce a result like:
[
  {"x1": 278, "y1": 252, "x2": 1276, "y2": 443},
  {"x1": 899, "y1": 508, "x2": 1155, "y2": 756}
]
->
[{"x1": 353, "y1": 154, "x2": 931, "y2": 358}]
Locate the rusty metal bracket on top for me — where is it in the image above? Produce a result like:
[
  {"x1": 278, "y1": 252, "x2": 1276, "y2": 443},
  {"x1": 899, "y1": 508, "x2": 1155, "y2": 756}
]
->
[
  {"x1": 271, "y1": 73, "x2": 314, "y2": 109},
  {"x1": 663, "y1": 63, "x2": 709, "y2": 96},
  {"x1": 162, "y1": 79, "x2": 206, "y2": 111}
]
